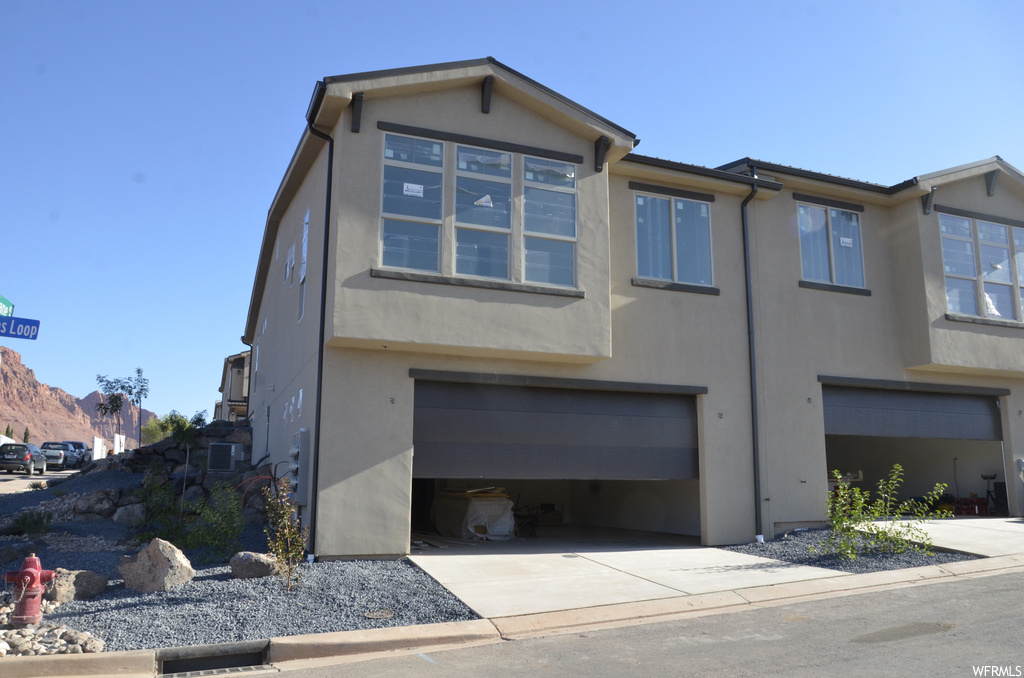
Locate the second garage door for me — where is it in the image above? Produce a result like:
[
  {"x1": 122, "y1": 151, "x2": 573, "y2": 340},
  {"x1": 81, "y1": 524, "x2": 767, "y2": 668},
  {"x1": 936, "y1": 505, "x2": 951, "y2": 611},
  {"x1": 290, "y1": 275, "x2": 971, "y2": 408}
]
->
[{"x1": 412, "y1": 380, "x2": 699, "y2": 480}]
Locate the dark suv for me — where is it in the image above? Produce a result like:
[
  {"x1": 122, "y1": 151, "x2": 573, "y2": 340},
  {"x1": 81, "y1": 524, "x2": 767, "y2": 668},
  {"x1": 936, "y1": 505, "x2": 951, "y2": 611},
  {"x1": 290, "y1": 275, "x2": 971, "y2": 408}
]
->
[{"x1": 0, "y1": 443, "x2": 46, "y2": 475}]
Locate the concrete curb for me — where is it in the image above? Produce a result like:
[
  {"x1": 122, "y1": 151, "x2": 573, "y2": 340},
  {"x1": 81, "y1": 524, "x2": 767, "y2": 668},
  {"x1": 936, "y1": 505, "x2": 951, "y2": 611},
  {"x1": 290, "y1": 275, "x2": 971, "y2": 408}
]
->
[
  {"x1": 4, "y1": 554, "x2": 1024, "y2": 676},
  {"x1": 0, "y1": 649, "x2": 155, "y2": 678},
  {"x1": 265, "y1": 618, "x2": 500, "y2": 664}
]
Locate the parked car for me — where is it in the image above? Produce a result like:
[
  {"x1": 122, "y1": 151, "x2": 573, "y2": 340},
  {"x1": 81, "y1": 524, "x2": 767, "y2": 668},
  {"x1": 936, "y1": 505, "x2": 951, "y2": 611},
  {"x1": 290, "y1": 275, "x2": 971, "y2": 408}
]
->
[
  {"x1": 62, "y1": 440, "x2": 88, "y2": 468},
  {"x1": 0, "y1": 443, "x2": 46, "y2": 475},
  {"x1": 40, "y1": 441, "x2": 74, "y2": 471}
]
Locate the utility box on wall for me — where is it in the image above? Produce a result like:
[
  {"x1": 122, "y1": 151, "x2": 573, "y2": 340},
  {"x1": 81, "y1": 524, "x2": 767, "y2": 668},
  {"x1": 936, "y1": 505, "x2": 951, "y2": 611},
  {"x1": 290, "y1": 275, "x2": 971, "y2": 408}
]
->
[{"x1": 290, "y1": 428, "x2": 310, "y2": 506}]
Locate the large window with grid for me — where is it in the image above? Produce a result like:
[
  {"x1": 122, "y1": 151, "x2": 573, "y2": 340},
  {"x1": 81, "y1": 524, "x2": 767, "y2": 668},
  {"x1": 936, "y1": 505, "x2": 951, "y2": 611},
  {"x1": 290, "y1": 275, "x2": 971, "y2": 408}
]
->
[
  {"x1": 940, "y1": 212, "x2": 1024, "y2": 321},
  {"x1": 379, "y1": 133, "x2": 577, "y2": 288}
]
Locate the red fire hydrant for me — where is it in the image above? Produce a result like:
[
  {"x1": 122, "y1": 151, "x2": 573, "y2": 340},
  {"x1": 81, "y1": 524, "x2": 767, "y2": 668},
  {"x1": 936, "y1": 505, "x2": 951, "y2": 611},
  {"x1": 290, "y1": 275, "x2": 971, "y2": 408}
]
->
[{"x1": 4, "y1": 554, "x2": 57, "y2": 626}]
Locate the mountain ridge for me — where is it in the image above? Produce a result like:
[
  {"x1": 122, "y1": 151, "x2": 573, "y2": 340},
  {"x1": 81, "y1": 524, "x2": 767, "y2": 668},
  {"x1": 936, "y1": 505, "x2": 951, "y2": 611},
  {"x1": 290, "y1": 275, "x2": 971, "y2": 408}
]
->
[{"x1": 0, "y1": 345, "x2": 156, "y2": 448}]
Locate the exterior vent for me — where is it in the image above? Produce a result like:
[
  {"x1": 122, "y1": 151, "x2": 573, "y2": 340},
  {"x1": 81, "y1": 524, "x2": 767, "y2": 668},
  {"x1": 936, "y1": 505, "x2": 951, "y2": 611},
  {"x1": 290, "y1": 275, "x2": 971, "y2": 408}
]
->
[{"x1": 208, "y1": 443, "x2": 241, "y2": 472}]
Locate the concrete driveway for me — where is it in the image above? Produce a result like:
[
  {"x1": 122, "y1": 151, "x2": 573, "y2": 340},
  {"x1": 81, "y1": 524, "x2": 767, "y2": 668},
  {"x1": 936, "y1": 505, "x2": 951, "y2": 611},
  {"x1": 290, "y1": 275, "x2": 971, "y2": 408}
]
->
[{"x1": 410, "y1": 518, "x2": 1024, "y2": 619}]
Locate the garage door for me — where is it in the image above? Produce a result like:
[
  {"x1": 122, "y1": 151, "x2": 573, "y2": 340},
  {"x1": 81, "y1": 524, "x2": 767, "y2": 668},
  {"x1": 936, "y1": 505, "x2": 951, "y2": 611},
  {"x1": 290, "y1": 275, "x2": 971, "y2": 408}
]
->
[
  {"x1": 822, "y1": 385, "x2": 1002, "y2": 441},
  {"x1": 413, "y1": 380, "x2": 698, "y2": 480}
]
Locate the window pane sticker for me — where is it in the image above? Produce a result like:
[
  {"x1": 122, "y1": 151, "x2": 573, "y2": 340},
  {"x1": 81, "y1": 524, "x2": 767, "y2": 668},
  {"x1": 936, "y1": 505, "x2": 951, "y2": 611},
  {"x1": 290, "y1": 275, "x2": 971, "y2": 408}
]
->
[
  {"x1": 840, "y1": 237, "x2": 854, "y2": 248},
  {"x1": 403, "y1": 182, "x2": 424, "y2": 198}
]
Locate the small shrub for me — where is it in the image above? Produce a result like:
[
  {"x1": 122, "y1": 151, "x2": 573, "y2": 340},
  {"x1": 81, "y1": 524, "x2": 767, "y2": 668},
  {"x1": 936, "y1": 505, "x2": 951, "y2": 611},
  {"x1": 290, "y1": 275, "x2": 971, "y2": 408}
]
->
[
  {"x1": 52, "y1": 488, "x2": 66, "y2": 498},
  {"x1": 816, "y1": 463, "x2": 951, "y2": 560},
  {"x1": 28, "y1": 481, "x2": 47, "y2": 491},
  {"x1": 264, "y1": 475, "x2": 309, "y2": 592},
  {"x1": 186, "y1": 482, "x2": 244, "y2": 562},
  {"x1": 14, "y1": 510, "x2": 53, "y2": 537}
]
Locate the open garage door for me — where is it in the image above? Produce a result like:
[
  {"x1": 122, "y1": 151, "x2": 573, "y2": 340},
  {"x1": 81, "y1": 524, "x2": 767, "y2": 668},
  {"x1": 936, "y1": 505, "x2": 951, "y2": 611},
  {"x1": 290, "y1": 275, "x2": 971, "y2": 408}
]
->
[
  {"x1": 413, "y1": 380, "x2": 699, "y2": 480},
  {"x1": 822, "y1": 385, "x2": 1002, "y2": 441}
]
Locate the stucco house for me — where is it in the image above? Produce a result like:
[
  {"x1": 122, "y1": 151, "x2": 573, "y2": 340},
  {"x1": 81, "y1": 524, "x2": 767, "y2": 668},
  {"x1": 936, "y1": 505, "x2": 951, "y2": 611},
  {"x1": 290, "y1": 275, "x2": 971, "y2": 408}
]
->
[{"x1": 243, "y1": 58, "x2": 1024, "y2": 559}]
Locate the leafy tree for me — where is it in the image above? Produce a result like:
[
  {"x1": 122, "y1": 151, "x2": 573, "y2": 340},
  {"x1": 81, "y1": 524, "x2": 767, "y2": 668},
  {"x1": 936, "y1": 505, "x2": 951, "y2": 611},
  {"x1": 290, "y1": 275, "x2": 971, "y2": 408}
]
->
[
  {"x1": 22, "y1": 426, "x2": 30, "y2": 443},
  {"x1": 95, "y1": 381, "x2": 125, "y2": 437},
  {"x1": 141, "y1": 415, "x2": 169, "y2": 445},
  {"x1": 96, "y1": 369, "x2": 150, "y2": 448},
  {"x1": 169, "y1": 410, "x2": 207, "y2": 514},
  {"x1": 125, "y1": 368, "x2": 150, "y2": 451},
  {"x1": 4, "y1": 424, "x2": 12, "y2": 438}
]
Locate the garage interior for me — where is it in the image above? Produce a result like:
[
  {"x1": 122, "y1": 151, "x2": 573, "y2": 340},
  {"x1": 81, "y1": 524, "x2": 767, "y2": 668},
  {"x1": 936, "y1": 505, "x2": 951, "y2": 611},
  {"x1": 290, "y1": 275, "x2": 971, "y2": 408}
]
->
[
  {"x1": 821, "y1": 383, "x2": 1008, "y2": 516},
  {"x1": 410, "y1": 379, "x2": 703, "y2": 541}
]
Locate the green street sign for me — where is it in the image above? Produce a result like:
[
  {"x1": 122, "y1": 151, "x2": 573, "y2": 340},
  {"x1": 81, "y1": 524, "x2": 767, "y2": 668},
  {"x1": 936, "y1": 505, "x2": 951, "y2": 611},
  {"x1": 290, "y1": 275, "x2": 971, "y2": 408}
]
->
[{"x1": 0, "y1": 295, "x2": 12, "y2": 317}]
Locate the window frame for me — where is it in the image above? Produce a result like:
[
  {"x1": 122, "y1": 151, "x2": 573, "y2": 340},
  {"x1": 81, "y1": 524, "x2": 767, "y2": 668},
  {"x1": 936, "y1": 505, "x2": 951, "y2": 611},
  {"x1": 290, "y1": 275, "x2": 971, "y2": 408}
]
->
[
  {"x1": 378, "y1": 132, "x2": 579, "y2": 289},
  {"x1": 633, "y1": 190, "x2": 714, "y2": 288},
  {"x1": 796, "y1": 201, "x2": 866, "y2": 289},
  {"x1": 379, "y1": 133, "x2": 444, "y2": 274},
  {"x1": 939, "y1": 211, "x2": 1024, "y2": 321}
]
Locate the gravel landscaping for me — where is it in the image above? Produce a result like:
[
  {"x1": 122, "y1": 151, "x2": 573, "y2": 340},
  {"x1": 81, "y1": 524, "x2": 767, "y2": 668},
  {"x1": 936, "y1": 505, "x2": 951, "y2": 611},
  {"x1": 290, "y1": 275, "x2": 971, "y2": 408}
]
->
[
  {"x1": 721, "y1": 525, "x2": 979, "y2": 574},
  {"x1": 1, "y1": 469, "x2": 980, "y2": 654},
  {"x1": 1, "y1": 469, "x2": 477, "y2": 653}
]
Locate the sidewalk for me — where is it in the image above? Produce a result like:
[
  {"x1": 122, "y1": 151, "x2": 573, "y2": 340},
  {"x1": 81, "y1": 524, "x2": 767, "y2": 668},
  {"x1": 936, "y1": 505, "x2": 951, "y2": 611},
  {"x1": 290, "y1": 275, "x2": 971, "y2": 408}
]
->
[{"x1": 7, "y1": 518, "x2": 1024, "y2": 677}]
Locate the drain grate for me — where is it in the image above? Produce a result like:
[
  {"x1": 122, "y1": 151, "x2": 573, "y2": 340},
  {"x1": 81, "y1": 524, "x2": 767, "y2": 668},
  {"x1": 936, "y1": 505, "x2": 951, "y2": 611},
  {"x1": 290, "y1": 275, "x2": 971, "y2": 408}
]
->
[{"x1": 162, "y1": 665, "x2": 277, "y2": 678}]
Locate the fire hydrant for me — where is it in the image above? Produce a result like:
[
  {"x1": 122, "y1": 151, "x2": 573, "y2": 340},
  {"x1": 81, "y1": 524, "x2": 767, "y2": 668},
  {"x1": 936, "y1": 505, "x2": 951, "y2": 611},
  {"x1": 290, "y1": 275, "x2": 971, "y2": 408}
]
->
[{"x1": 4, "y1": 554, "x2": 57, "y2": 626}]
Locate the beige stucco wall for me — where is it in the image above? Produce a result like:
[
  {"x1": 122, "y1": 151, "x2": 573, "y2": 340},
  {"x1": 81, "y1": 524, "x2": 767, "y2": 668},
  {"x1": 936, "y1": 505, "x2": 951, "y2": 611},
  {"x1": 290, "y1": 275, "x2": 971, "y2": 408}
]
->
[
  {"x1": 250, "y1": 69, "x2": 1024, "y2": 558},
  {"x1": 912, "y1": 173, "x2": 1024, "y2": 375},
  {"x1": 247, "y1": 144, "x2": 327, "y2": 512},
  {"x1": 325, "y1": 86, "x2": 611, "y2": 362}
]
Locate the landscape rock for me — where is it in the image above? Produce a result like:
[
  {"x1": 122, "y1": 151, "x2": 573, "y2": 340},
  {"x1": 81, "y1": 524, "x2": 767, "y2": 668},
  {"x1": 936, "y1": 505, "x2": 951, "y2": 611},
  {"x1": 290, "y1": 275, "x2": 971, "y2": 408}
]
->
[
  {"x1": 118, "y1": 538, "x2": 195, "y2": 593},
  {"x1": 181, "y1": 484, "x2": 206, "y2": 506},
  {"x1": 111, "y1": 503, "x2": 146, "y2": 526},
  {"x1": 73, "y1": 490, "x2": 117, "y2": 519},
  {"x1": 229, "y1": 551, "x2": 281, "y2": 579},
  {"x1": 45, "y1": 568, "x2": 109, "y2": 602},
  {"x1": 0, "y1": 544, "x2": 19, "y2": 565}
]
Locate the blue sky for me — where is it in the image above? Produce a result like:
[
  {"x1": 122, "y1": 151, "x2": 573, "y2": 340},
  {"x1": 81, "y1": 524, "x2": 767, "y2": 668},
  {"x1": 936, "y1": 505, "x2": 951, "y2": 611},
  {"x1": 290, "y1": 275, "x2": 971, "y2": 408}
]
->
[{"x1": 2, "y1": 0, "x2": 1022, "y2": 419}]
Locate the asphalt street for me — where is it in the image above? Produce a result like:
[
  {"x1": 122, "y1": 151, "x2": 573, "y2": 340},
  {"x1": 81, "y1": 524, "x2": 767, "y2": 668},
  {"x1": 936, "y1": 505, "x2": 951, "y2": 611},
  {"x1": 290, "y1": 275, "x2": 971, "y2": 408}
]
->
[{"x1": 282, "y1": 570, "x2": 1024, "y2": 677}]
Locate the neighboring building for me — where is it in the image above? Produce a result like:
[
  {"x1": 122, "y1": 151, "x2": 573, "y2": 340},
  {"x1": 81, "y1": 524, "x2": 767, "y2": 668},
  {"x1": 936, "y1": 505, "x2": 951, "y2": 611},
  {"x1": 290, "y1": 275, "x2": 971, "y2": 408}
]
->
[
  {"x1": 214, "y1": 351, "x2": 250, "y2": 422},
  {"x1": 243, "y1": 58, "x2": 1024, "y2": 559}
]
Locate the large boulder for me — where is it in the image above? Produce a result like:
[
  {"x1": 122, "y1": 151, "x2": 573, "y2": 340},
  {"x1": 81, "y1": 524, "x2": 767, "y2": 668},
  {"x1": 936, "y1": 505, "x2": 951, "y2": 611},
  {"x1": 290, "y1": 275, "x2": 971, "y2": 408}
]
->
[
  {"x1": 74, "y1": 490, "x2": 117, "y2": 519},
  {"x1": 45, "y1": 568, "x2": 108, "y2": 602},
  {"x1": 118, "y1": 538, "x2": 195, "y2": 593},
  {"x1": 229, "y1": 551, "x2": 281, "y2": 579},
  {"x1": 112, "y1": 503, "x2": 146, "y2": 526}
]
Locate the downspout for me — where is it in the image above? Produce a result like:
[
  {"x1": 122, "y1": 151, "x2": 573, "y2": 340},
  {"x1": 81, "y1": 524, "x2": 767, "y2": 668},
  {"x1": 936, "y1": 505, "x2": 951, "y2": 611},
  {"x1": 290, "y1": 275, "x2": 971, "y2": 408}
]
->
[
  {"x1": 740, "y1": 162, "x2": 764, "y2": 540},
  {"x1": 305, "y1": 81, "x2": 332, "y2": 556}
]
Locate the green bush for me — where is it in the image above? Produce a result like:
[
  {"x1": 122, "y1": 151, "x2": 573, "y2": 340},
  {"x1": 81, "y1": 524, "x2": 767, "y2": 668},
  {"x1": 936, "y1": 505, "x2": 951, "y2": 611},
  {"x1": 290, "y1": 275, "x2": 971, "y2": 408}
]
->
[
  {"x1": 28, "y1": 481, "x2": 47, "y2": 491},
  {"x1": 134, "y1": 478, "x2": 244, "y2": 563},
  {"x1": 186, "y1": 482, "x2": 244, "y2": 561},
  {"x1": 264, "y1": 475, "x2": 309, "y2": 592},
  {"x1": 816, "y1": 463, "x2": 951, "y2": 560},
  {"x1": 14, "y1": 510, "x2": 53, "y2": 537}
]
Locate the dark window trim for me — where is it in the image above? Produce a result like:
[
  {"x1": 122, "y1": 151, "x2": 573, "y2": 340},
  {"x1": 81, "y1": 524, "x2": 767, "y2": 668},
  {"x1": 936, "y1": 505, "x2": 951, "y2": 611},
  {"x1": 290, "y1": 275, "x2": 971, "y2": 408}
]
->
[
  {"x1": 818, "y1": 374, "x2": 1010, "y2": 397},
  {"x1": 945, "y1": 313, "x2": 1024, "y2": 330},
  {"x1": 629, "y1": 181, "x2": 715, "y2": 203},
  {"x1": 371, "y1": 268, "x2": 584, "y2": 298},
  {"x1": 935, "y1": 204, "x2": 1024, "y2": 230},
  {"x1": 632, "y1": 278, "x2": 720, "y2": 296},
  {"x1": 798, "y1": 280, "x2": 871, "y2": 296},
  {"x1": 377, "y1": 122, "x2": 584, "y2": 164},
  {"x1": 792, "y1": 192, "x2": 865, "y2": 213},
  {"x1": 409, "y1": 368, "x2": 709, "y2": 395}
]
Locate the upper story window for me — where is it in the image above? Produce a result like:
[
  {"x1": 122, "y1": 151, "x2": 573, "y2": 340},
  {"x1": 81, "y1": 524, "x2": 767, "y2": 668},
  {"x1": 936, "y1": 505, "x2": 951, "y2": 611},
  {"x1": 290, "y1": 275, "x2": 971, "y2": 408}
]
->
[
  {"x1": 798, "y1": 203, "x2": 864, "y2": 288},
  {"x1": 635, "y1": 193, "x2": 712, "y2": 286},
  {"x1": 381, "y1": 135, "x2": 443, "y2": 272},
  {"x1": 379, "y1": 133, "x2": 577, "y2": 288},
  {"x1": 940, "y1": 213, "x2": 1024, "y2": 320}
]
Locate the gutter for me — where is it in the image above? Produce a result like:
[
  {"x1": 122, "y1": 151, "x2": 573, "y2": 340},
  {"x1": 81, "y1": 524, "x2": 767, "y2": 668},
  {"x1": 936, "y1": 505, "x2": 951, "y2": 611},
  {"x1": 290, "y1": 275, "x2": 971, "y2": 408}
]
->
[
  {"x1": 304, "y1": 80, "x2": 332, "y2": 556},
  {"x1": 740, "y1": 162, "x2": 764, "y2": 540}
]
